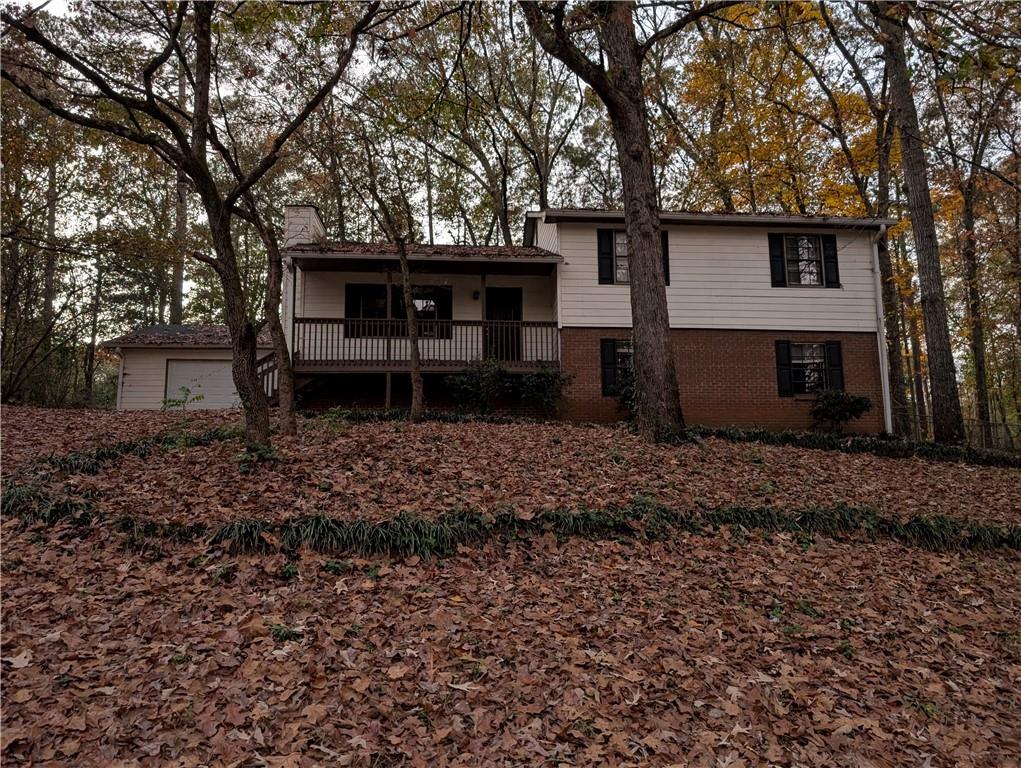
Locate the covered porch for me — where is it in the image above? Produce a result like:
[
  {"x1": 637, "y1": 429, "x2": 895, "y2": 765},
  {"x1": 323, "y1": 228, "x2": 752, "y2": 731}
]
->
[{"x1": 284, "y1": 242, "x2": 561, "y2": 373}]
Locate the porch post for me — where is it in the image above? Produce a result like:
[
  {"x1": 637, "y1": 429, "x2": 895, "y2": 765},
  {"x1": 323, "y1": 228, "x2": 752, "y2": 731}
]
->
[
  {"x1": 385, "y1": 268, "x2": 392, "y2": 364},
  {"x1": 385, "y1": 268, "x2": 392, "y2": 410},
  {"x1": 480, "y1": 271, "x2": 486, "y2": 361}
]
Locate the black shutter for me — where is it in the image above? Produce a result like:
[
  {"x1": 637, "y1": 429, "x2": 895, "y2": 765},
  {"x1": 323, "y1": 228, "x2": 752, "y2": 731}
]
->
[
  {"x1": 822, "y1": 234, "x2": 840, "y2": 287},
  {"x1": 597, "y1": 229, "x2": 614, "y2": 284},
  {"x1": 825, "y1": 341, "x2": 844, "y2": 390},
  {"x1": 775, "y1": 340, "x2": 793, "y2": 397},
  {"x1": 600, "y1": 339, "x2": 618, "y2": 396},
  {"x1": 768, "y1": 233, "x2": 786, "y2": 287},
  {"x1": 660, "y1": 229, "x2": 670, "y2": 286}
]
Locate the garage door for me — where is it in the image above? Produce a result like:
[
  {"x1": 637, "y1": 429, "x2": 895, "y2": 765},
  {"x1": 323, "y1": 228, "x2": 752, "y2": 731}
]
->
[{"x1": 165, "y1": 359, "x2": 240, "y2": 409}]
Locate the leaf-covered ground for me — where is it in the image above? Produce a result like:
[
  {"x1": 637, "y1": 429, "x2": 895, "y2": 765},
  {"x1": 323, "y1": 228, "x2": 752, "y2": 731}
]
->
[
  {"x1": 2, "y1": 407, "x2": 1020, "y2": 766},
  {"x1": 68, "y1": 415, "x2": 1021, "y2": 528}
]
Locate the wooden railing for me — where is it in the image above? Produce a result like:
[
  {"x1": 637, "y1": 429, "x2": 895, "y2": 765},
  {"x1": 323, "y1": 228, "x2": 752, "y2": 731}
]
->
[
  {"x1": 292, "y1": 318, "x2": 559, "y2": 371},
  {"x1": 256, "y1": 352, "x2": 278, "y2": 399}
]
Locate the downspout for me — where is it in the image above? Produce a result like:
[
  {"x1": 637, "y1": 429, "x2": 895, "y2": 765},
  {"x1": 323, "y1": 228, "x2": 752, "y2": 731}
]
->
[
  {"x1": 872, "y1": 224, "x2": 893, "y2": 433},
  {"x1": 289, "y1": 259, "x2": 297, "y2": 356}
]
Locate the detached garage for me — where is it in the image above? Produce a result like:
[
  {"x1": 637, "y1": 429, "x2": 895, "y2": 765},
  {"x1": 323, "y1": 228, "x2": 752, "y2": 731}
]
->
[{"x1": 103, "y1": 325, "x2": 272, "y2": 410}]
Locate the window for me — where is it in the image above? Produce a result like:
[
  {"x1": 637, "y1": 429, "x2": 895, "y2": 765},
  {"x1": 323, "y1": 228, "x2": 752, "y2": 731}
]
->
[
  {"x1": 392, "y1": 285, "x2": 453, "y2": 338},
  {"x1": 769, "y1": 232, "x2": 839, "y2": 288},
  {"x1": 790, "y1": 342, "x2": 826, "y2": 394},
  {"x1": 785, "y1": 235, "x2": 823, "y2": 286},
  {"x1": 600, "y1": 338, "x2": 633, "y2": 396},
  {"x1": 776, "y1": 340, "x2": 844, "y2": 396},
  {"x1": 345, "y1": 283, "x2": 453, "y2": 338},
  {"x1": 613, "y1": 230, "x2": 630, "y2": 284},
  {"x1": 599, "y1": 228, "x2": 670, "y2": 286}
]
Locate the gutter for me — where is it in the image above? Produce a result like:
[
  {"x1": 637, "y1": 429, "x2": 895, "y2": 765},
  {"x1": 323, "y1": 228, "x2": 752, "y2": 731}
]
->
[{"x1": 539, "y1": 209, "x2": 896, "y2": 230}]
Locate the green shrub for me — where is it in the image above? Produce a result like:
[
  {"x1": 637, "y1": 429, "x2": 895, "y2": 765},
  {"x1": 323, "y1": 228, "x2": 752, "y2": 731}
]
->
[
  {"x1": 518, "y1": 367, "x2": 572, "y2": 418},
  {"x1": 445, "y1": 359, "x2": 512, "y2": 413},
  {"x1": 686, "y1": 424, "x2": 1020, "y2": 469},
  {"x1": 810, "y1": 389, "x2": 872, "y2": 433}
]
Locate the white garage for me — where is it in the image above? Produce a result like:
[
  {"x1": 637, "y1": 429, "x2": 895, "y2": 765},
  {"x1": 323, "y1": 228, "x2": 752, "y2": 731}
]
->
[
  {"x1": 103, "y1": 325, "x2": 272, "y2": 410},
  {"x1": 164, "y1": 359, "x2": 240, "y2": 409}
]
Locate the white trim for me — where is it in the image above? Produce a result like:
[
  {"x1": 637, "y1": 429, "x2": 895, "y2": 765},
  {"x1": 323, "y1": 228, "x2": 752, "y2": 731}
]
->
[{"x1": 871, "y1": 226, "x2": 893, "y2": 433}]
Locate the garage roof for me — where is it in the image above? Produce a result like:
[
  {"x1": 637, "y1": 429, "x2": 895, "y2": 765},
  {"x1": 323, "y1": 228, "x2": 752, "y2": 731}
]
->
[{"x1": 102, "y1": 324, "x2": 272, "y2": 349}]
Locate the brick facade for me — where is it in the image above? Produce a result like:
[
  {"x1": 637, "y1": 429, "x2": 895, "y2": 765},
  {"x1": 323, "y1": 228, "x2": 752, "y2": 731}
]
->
[{"x1": 560, "y1": 327, "x2": 886, "y2": 433}]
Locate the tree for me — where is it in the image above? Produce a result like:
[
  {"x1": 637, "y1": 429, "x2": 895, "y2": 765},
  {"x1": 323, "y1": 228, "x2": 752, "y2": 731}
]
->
[
  {"x1": 519, "y1": 1, "x2": 736, "y2": 440},
  {"x1": 922, "y1": 12, "x2": 1016, "y2": 445},
  {"x1": 344, "y1": 124, "x2": 427, "y2": 420},
  {"x1": 768, "y1": 2, "x2": 912, "y2": 435},
  {"x1": 2, "y1": 1, "x2": 383, "y2": 446},
  {"x1": 869, "y1": 1, "x2": 964, "y2": 443}
]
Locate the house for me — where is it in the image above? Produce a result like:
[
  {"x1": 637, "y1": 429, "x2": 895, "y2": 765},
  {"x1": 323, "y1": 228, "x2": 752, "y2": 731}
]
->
[
  {"x1": 106, "y1": 204, "x2": 893, "y2": 433},
  {"x1": 279, "y1": 205, "x2": 891, "y2": 432}
]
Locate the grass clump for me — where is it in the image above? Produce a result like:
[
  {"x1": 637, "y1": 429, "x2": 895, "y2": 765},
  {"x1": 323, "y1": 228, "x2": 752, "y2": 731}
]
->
[
  {"x1": 209, "y1": 518, "x2": 271, "y2": 554},
  {"x1": 269, "y1": 623, "x2": 303, "y2": 643}
]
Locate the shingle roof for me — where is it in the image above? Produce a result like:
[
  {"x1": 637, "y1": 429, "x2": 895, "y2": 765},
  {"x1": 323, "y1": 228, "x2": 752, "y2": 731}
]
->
[
  {"x1": 286, "y1": 241, "x2": 560, "y2": 261},
  {"x1": 102, "y1": 324, "x2": 272, "y2": 349}
]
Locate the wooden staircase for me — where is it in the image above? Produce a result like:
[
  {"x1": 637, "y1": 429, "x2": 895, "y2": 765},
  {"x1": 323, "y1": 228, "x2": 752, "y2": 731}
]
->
[{"x1": 256, "y1": 352, "x2": 279, "y2": 404}]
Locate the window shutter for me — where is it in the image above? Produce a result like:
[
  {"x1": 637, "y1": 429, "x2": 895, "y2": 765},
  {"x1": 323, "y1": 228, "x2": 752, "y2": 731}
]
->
[
  {"x1": 600, "y1": 339, "x2": 618, "y2": 396},
  {"x1": 660, "y1": 229, "x2": 670, "y2": 286},
  {"x1": 825, "y1": 341, "x2": 844, "y2": 390},
  {"x1": 822, "y1": 234, "x2": 840, "y2": 287},
  {"x1": 775, "y1": 340, "x2": 793, "y2": 397},
  {"x1": 768, "y1": 233, "x2": 786, "y2": 287},
  {"x1": 597, "y1": 229, "x2": 614, "y2": 284}
]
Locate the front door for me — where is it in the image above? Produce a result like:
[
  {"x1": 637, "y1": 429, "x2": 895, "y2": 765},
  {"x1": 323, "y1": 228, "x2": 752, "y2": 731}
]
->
[{"x1": 484, "y1": 287, "x2": 522, "y2": 362}]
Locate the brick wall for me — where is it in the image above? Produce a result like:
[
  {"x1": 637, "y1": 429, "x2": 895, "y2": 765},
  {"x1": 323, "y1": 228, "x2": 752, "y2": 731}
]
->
[{"x1": 560, "y1": 327, "x2": 886, "y2": 433}]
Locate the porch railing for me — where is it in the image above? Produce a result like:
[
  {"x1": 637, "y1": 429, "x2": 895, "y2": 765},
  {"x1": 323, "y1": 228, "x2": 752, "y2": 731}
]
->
[{"x1": 292, "y1": 318, "x2": 559, "y2": 371}]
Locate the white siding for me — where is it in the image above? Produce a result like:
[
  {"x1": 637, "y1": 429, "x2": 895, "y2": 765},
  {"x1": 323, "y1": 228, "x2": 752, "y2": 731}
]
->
[
  {"x1": 555, "y1": 223, "x2": 879, "y2": 332},
  {"x1": 118, "y1": 348, "x2": 268, "y2": 410},
  {"x1": 292, "y1": 271, "x2": 556, "y2": 365}
]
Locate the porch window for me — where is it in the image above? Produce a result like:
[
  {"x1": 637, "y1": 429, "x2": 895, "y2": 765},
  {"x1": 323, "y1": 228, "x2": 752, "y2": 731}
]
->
[
  {"x1": 344, "y1": 283, "x2": 452, "y2": 338},
  {"x1": 392, "y1": 285, "x2": 454, "y2": 339}
]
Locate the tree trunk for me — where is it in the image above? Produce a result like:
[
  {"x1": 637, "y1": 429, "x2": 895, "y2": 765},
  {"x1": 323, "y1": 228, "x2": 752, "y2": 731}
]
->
[
  {"x1": 211, "y1": 219, "x2": 271, "y2": 447},
  {"x1": 960, "y1": 187, "x2": 991, "y2": 445},
  {"x1": 396, "y1": 241, "x2": 424, "y2": 421},
  {"x1": 253, "y1": 214, "x2": 297, "y2": 437},
  {"x1": 897, "y1": 232, "x2": 929, "y2": 437},
  {"x1": 600, "y1": 5, "x2": 685, "y2": 440},
  {"x1": 876, "y1": 234, "x2": 910, "y2": 434},
  {"x1": 41, "y1": 144, "x2": 58, "y2": 404},
  {"x1": 873, "y1": 2, "x2": 963, "y2": 443},
  {"x1": 425, "y1": 145, "x2": 435, "y2": 245},
  {"x1": 84, "y1": 255, "x2": 104, "y2": 401},
  {"x1": 874, "y1": 116, "x2": 910, "y2": 436},
  {"x1": 170, "y1": 66, "x2": 187, "y2": 325}
]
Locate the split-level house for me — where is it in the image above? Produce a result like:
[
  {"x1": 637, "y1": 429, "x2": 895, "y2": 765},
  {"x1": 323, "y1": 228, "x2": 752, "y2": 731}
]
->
[{"x1": 107, "y1": 204, "x2": 893, "y2": 433}]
